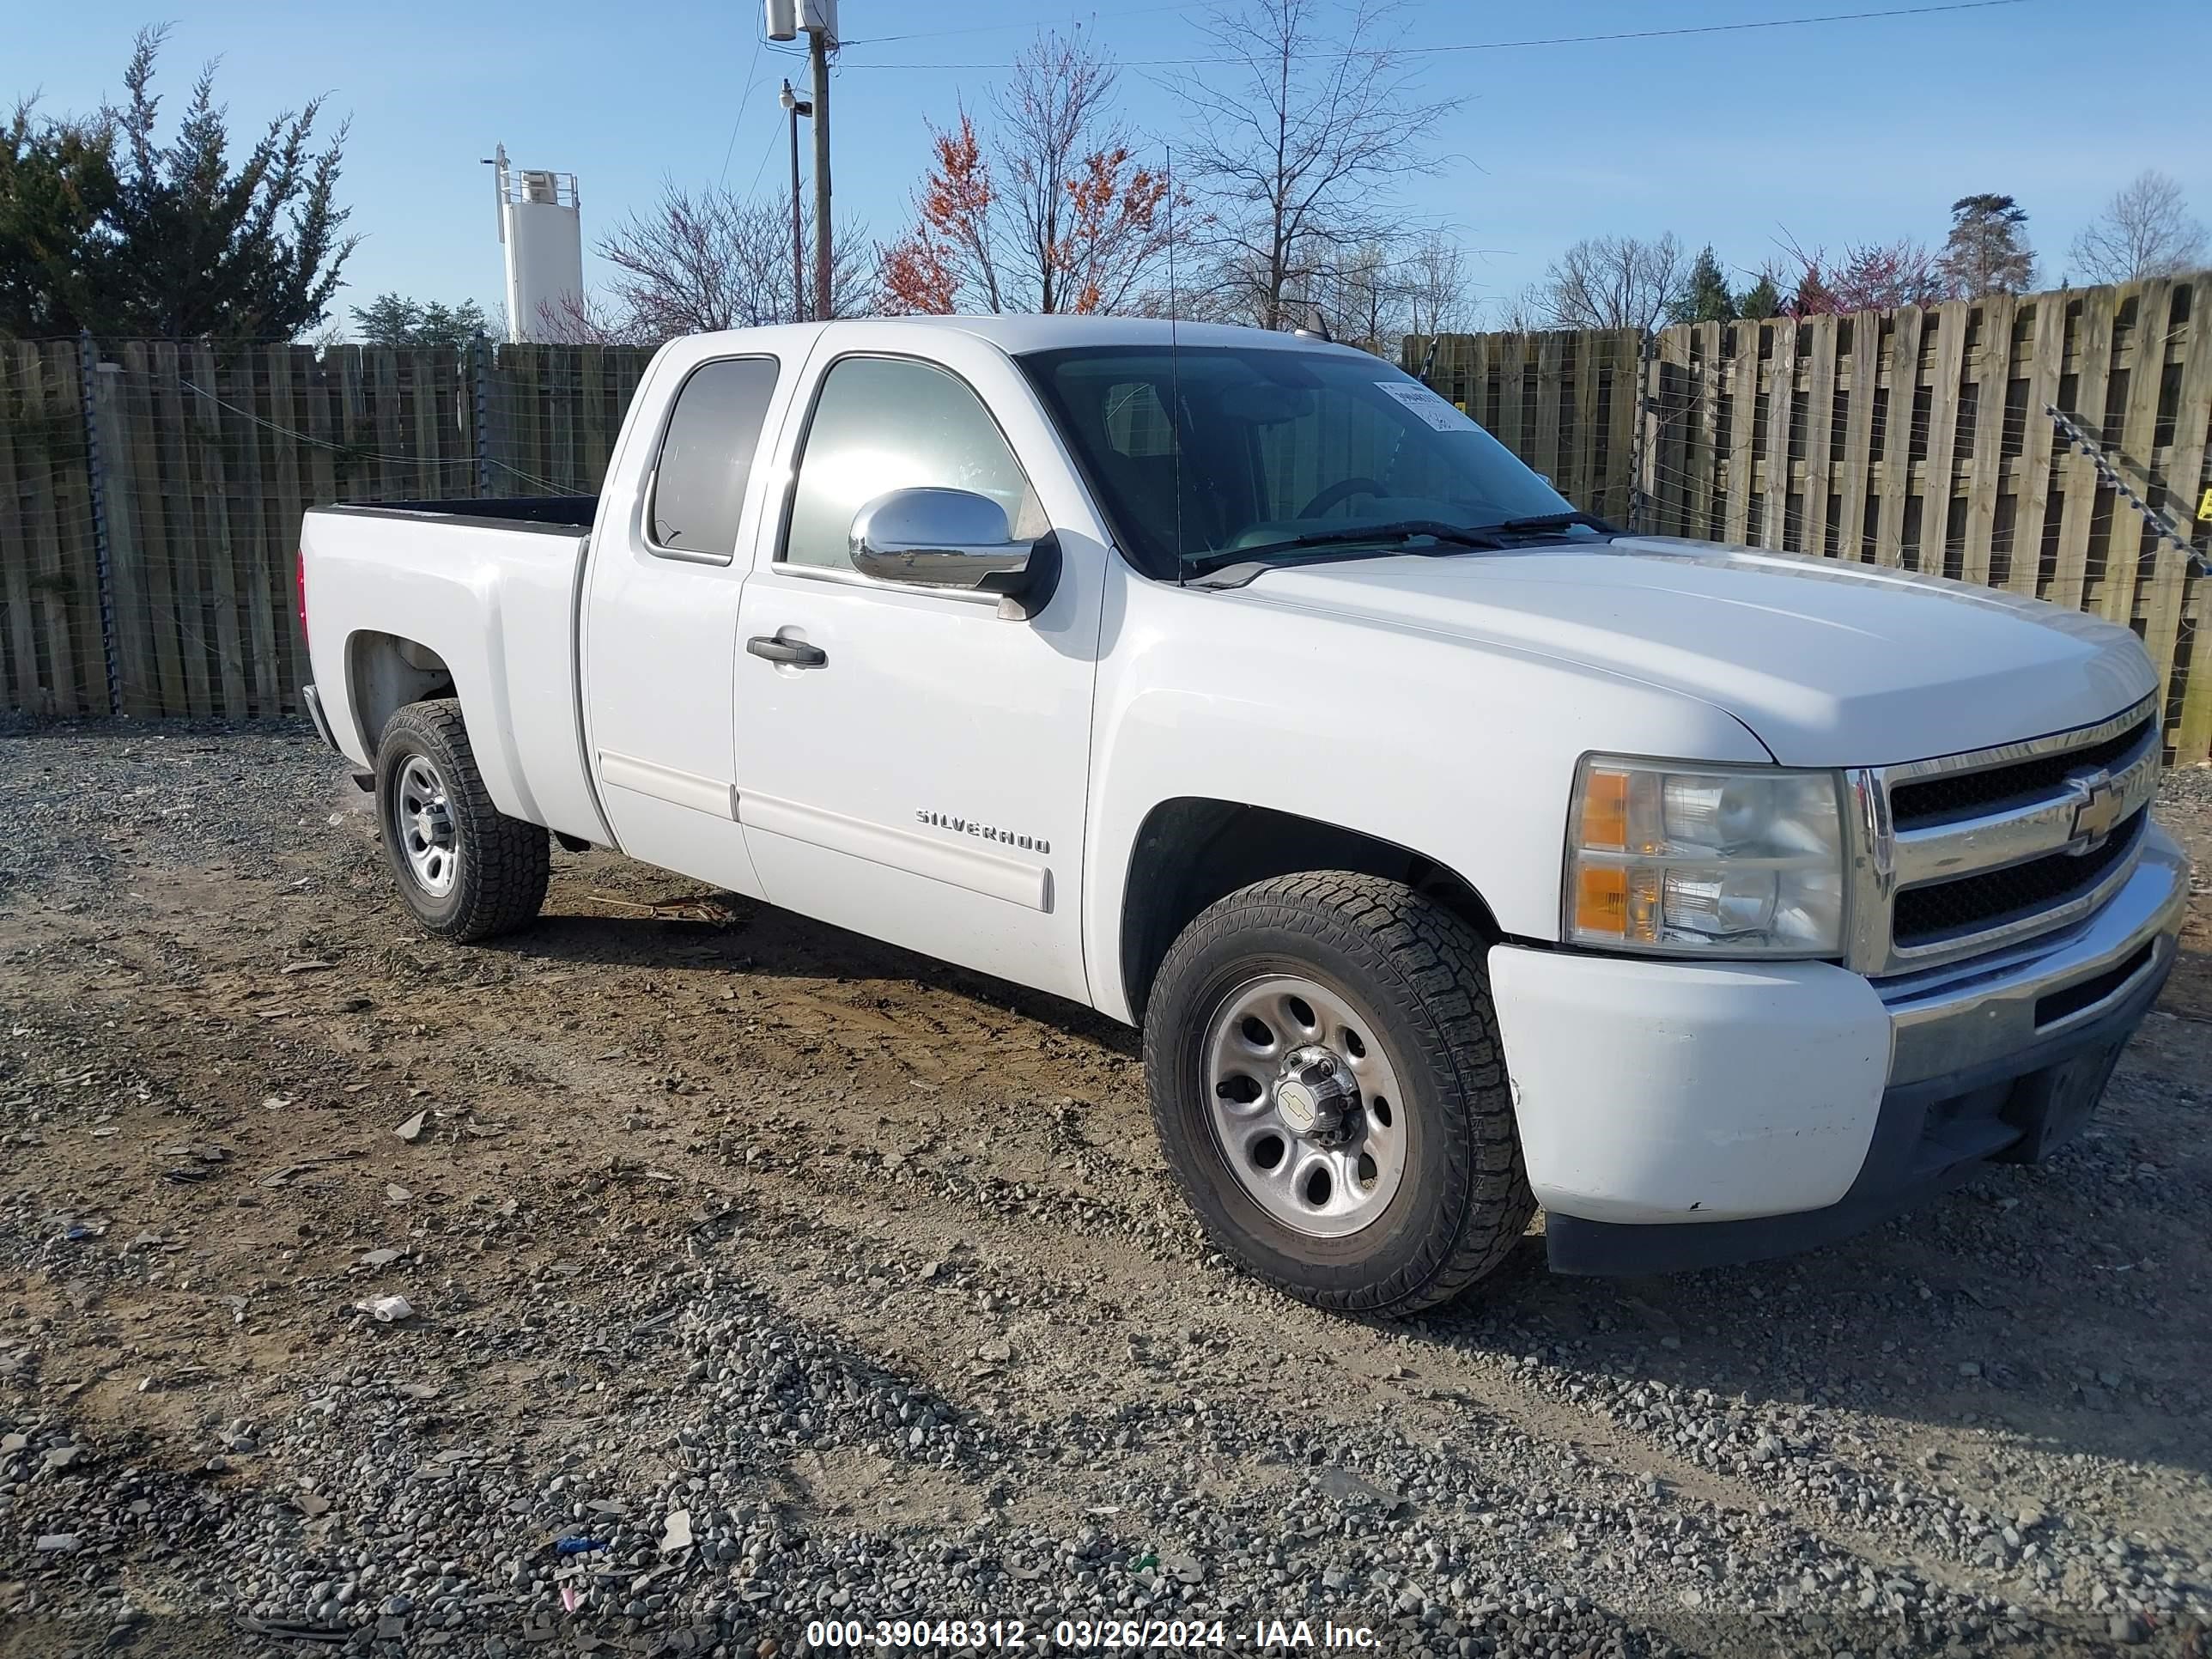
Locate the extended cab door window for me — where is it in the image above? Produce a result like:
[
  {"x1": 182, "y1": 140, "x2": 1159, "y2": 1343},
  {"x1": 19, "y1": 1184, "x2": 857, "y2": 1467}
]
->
[
  {"x1": 647, "y1": 356, "x2": 779, "y2": 562},
  {"x1": 781, "y1": 356, "x2": 1048, "y2": 574}
]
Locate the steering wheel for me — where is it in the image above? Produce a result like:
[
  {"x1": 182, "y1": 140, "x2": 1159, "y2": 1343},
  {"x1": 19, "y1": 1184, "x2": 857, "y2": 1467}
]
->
[{"x1": 1297, "y1": 477, "x2": 1387, "y2": 520}]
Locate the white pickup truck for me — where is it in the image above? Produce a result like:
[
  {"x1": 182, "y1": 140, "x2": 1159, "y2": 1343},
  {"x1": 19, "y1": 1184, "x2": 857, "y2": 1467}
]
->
[{"x1": 298, "y1": 315, "x2": 2187, "y2": 1313}]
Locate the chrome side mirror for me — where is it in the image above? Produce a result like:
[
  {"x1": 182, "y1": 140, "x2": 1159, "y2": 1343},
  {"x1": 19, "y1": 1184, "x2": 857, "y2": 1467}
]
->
[
  {"x1": 851, "y1": 488, "x2": 1033, "y2": 590},
  {"x1": 849, "y1": 487, "x2": 1059, "y2": 620}
]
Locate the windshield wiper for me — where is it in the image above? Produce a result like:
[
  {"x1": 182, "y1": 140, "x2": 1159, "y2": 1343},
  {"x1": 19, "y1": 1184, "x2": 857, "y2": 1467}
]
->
[
  {"x1": 1182, "y1": 520, "x2": 1511, "y2": 582},
  {"x1": 1484, "y1": 510, "x2": 1620, "y2": 536}
]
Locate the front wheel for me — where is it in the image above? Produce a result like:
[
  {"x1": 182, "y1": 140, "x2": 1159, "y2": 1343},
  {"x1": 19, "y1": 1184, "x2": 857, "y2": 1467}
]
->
[
  {"x1": 1144, "y1": 872, "x2": 1533, "y2": 1315},
  {"x1": 374, "y1": 700, "x2": 549, "y2": 942}
]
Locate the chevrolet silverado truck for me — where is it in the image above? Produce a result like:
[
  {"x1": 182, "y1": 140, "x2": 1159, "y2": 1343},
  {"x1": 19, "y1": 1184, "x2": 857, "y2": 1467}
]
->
[{"x1": 297, "y1": 315, "x2": 2188, "y2": 1314}]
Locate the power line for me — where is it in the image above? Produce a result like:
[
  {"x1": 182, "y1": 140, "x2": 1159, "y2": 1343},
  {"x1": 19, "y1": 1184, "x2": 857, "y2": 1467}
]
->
[
  {"x1": 717, "y1": 29, "x2": 769, "y2": 190},
  {"x1": 830, "y1": 0, "x2": 2033, "y2": 69},
  {"x1": 838, "y1": 2, "x2": 1188, "y2": 46},
  {"x1": 744, "y1": 118, "x2": 786, "y2": 202}
]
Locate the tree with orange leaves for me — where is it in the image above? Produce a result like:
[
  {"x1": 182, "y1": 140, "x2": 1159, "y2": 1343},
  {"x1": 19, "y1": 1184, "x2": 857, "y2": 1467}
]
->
[
  {"x1": 1058, "y1": 148, "x2": 1173, "y2": 315},
  {"x1": 878, "y1": 28, "x2": 1182, "y2": 316},
  {"x1": 880, "y1": 112, "x2": 1001, "y2": 315}
]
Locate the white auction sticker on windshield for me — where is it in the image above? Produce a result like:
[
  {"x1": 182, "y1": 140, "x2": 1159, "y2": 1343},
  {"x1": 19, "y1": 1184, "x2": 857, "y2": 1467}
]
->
[{"x1": 1375, "y1": 380, "x2": 1479, "y2": 432}]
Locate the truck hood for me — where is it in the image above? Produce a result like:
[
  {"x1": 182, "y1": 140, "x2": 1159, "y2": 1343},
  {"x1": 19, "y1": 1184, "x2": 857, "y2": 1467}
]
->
[{"x1": 1230, "y1": 536, "x2": 2155, "y2": 767}]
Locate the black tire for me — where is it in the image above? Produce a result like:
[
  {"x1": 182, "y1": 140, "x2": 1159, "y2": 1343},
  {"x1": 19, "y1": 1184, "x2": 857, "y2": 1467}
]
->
[
  {"x1": 1144, "y1": 872, "x2": 1534, "y2": 1316},
  {"x1": 374, "y1": 699, "x2": 549, "y2": 942}
]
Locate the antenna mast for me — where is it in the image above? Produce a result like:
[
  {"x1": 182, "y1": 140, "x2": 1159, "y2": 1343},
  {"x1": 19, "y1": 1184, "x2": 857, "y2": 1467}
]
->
[{"x1": 1167, "y1": 146, "x2": 1185, "y2": 586}]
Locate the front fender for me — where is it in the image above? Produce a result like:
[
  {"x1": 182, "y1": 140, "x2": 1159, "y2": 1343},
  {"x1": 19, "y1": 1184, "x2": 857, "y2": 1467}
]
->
[{"x1": 1079, "y1": 571, "x2": 1769, "y2": 1022}]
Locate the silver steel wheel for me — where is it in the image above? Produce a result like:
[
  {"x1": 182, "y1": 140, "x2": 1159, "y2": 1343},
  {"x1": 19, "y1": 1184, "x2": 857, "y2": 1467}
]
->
[
  {"x1": 392, "y1": 753, "x2": 459, "y2": 898},
  {"x1": 1201, "y1": 973, "x2": 1408, "y2": 1239}
]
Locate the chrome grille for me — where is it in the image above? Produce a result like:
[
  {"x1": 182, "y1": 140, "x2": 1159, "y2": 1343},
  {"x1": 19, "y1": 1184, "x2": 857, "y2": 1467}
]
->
[
  {"x1": 1887, "y1": 713, "x2": 2154, "y2": 829},
  {"x1": 1891, "y1": 808, "x2": 2146, "y2": 946},
  {"x1": 1844, "y1": 697, "x2": 2160, "y2": 976}
]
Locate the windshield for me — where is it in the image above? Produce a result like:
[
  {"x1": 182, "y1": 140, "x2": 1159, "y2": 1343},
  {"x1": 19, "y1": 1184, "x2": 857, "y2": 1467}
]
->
[{"x1": 1017, "y1": 343, "x2": 1583, "y2": 580}]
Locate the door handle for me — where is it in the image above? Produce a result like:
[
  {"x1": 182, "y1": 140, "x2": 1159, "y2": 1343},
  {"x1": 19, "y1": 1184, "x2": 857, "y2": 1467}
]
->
[{"x1": 746, "y1": 635, "x2": 827, "y2": 668}]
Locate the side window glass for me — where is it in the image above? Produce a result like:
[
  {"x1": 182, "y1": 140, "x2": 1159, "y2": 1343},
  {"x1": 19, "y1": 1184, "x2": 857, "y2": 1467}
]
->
[
  {"x1": 784, "y1": 356, "x2": 1046, "y2": 573},
  {"x1": 647, "y1": 356, "x2": 779, "y2": 558}
]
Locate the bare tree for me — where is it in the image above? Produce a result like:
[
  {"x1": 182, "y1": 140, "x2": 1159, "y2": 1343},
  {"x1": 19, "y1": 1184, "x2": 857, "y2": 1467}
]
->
[
  {"x1": 1000, "y1": 27, "x2": 1130, "y2": 313},
  {"x1": 1401, "y1": 229, "x2": 1470, "y2": 340},
  {"x1": 532, "y1": 290, "x2": 651, "y2": 346},
  {"x1": 1172, "y1": 0, "x2": 1454, "y2": 330},
  {"x1": 1283, "y1": 231, "x2": 1478, "y2": 359},
  {"x1": 1539, "y1": 233, "x2": 1688, "y2": 333},
  {"x1": 599, "y1": 183, "x2": 871, "y2": 341},
  {"x1": 1298, "y1": 237, "x2": 1399, "y2": 353},
  {"x1": 1490, "y1": 283, "x2": 1550, "y2": 333},
  {"x1": 2069, "y1": 170, "x2": 2209, "y2": 285}
]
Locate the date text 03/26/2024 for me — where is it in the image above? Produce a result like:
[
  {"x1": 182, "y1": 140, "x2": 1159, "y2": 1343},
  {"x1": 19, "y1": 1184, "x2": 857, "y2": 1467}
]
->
[{"x1": 801, "y1": 1618, "x2": 1382, "y2": 1650}]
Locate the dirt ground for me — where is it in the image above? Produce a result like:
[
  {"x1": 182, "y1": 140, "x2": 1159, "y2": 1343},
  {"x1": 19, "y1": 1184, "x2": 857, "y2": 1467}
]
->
[{"x1": 1, "y1": 723, "x2": 2208, "y2": 1659}]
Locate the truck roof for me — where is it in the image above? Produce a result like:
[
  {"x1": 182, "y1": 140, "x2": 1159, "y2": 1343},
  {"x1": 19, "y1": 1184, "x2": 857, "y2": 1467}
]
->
[{"x1": 675, "y1": 313, "x2": 1378, "y2": 360}]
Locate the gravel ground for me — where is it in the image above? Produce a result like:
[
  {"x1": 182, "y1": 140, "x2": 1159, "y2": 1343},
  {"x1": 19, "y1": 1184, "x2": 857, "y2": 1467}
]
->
[{"x1": 1, "y1": 720, "x2": 2209, "y2": 1659}]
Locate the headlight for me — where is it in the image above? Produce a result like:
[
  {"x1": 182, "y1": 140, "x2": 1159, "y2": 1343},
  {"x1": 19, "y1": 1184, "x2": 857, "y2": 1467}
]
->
[{"x1": 1565, "y1": 757, "x2": 1846, "y2": 957}]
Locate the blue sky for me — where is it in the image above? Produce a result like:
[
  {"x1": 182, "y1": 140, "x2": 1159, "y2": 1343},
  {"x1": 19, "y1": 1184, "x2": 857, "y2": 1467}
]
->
[{"x1": 13, "y1": 0, "x2": 2210, "y2": 330}]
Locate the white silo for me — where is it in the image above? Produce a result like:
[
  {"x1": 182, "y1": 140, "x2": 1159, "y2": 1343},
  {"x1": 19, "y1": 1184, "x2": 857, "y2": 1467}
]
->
[{"x1": 489, "y1": 144, "x2": 584, "y2": 343}]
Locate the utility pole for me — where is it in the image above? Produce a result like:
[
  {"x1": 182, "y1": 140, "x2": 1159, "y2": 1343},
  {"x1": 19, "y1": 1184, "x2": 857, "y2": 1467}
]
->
[
  {"x1": 778, "y1": 81, "x2": 811, "y2": 325},
  {"x1": 766, "y1": 1, "x2": 836, "y2": 321},
  {"x1": 808, "y1": 23, "x2": 833, "y2": 319}
]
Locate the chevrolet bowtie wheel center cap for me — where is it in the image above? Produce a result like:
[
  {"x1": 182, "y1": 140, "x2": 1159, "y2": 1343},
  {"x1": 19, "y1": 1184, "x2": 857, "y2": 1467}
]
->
[{"x1": 1275, "y1": 1046, "x2": 1356, "y2": 1140}]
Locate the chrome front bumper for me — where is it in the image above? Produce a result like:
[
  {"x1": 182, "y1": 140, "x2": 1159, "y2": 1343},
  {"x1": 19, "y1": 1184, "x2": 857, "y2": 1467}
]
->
[
  {"x1": 1881, "y1": 823, "x2": 2189, "y2": 1087},
  {"x1": 1543, "y1": 822, "x2": 2186, "y2": 1275}
]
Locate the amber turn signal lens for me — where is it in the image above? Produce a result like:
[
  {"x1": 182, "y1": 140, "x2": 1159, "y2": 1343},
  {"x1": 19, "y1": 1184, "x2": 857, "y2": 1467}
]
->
[
  {"x1": 1574, "y1": 865, "x2": 1627, "y2": 937},
  {"x1": 1580, "y1": 767, "x2": 1628, "y2": 851}
]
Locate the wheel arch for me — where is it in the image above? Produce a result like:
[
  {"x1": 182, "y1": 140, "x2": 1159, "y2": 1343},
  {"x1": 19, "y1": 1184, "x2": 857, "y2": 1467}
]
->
[
  {"x1": 346, "y1": 630, "x2": 456, "y2": 753},
  {"x1": 1116, "y1": 797, "x2": 1501, "y2": 1025}
]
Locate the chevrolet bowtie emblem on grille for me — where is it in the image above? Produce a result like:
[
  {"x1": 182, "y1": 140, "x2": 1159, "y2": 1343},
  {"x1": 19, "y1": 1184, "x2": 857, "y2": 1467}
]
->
[{"x1": 2063, "y1": 766, "x2": 2123, "y2": 854}]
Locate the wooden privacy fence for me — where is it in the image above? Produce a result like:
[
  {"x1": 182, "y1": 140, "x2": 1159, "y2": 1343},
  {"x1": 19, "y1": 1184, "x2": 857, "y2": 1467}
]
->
[
  {"x1": 1407, "y1": 274, "x2": 2212, "y2": 763},
  {"x1": 1408, "y1": 326, "x2": 1647, "y2": 526},
  {"x1": 0, "y1": 338, "x2": 653, "y2": 720},
  {"x1": 7, "y1": 285, "x2": 2211, "y2": 757}
]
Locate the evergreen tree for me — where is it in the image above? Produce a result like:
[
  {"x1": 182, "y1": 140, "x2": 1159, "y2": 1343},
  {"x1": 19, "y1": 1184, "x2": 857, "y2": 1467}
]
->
[
  {"x1": 350, "y1": 293, "x2": 489, "y2": 348},
  {"x1": 1, "y1": 105, "x2": 121, "y2": 336},
  {"x1": 1736, "y1": 271, "x2": 1783, "y2": 320},
  {"x1": 36, "y1": 27, "x2": 358, "y2": 338},
  {"x1": 1668, "y1": 245, "x2": 1735, "y2": 325},
  {"x1": 415, "y1": 301, "x2": 489, "y2": 347},
  {"x1": 1939, "y1": 194, "x2": 2035, "y2": 297},
  {"x1": 349, "y1": 292, "x2": 420, "y2": 346}
]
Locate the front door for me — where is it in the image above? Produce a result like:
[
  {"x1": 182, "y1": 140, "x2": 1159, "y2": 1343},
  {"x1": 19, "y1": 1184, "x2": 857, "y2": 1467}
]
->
[
  {"x1": 582, "y1": 350, "x2": 786, "y2": 898},
  {"x1": 732, "y1": 332, "x2": 1103, "y2": 1003}
]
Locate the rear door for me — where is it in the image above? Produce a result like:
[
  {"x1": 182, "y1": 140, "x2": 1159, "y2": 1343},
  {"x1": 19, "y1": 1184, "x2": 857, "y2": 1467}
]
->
[
  {"x1": 581, "y1": 349, "x2": 791, "y2": 896},
  {"x1": 730, "y1": 326, "x2": 1106, "y2": 1002}
]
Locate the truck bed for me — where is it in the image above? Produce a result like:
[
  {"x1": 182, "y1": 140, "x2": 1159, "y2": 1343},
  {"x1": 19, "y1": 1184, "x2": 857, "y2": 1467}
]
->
[
  {"x1": 337, "y1": 495, "x2": 599, "y2": 529},
  {"x1": 301, "y1": 500, "x2": 609, "y2": 845}
]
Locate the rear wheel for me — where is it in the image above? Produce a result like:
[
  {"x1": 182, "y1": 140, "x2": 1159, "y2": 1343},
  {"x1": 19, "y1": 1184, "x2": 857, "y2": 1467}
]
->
[
  {"x1": 1144, "y1": 872, "x2": 1533, "y2": 1315},
  {"x1": 374, "y1": 700, "x2": 548, "y2": 942}
]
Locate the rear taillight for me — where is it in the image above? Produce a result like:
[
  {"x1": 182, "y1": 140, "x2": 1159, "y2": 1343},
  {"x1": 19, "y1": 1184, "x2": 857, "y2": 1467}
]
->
[{"x1": 296, "y1": 554, "x2": 308, "y2": 645}]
